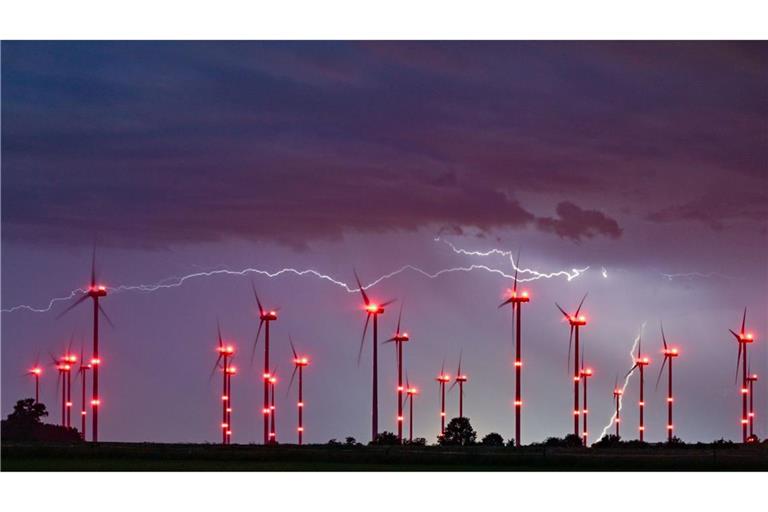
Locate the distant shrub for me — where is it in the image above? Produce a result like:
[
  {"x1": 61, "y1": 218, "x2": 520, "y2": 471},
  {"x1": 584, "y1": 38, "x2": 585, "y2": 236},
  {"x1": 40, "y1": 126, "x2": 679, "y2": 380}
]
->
[
  {"x1": 543, "y1": 434, "x2": 583, "y2": 448},
  {"x1": 481, "y1": 432, "x2": 505, "y2": 446},
  {"x1": 370, "y1": 431, "x2": 400, "y2": 446},
  {"x1": 405, "y1": 437, "x2": 427, "y2": 446},
  {"x1": 592, "y1": 434, "x2": 622, "y2": 448}
]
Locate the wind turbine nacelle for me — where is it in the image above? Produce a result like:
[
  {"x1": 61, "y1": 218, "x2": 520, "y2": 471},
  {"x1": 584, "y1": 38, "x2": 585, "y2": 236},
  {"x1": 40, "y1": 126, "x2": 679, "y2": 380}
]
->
[
  {"x1": 89, "y1": 286, "x2": 108, "y2": 297},
  {"x1": 569, "y1": 315, "x2": 587, "y2": 326},
  {"x1": 260, "y1": 311, "x2": 278, "y2": 321}
]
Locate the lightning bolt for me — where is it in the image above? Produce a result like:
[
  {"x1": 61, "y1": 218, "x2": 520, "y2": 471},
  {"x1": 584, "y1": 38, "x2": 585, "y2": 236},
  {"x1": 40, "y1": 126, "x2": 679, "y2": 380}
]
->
[
  {"x1": 598, "y1": 321, "x2": 646, "y2": 441},
  {"x1": 2, "y1": 238, "x2": 588, "y2": 314},
  {"x1": 436, "y1": 238, "x2": 589, "y2": 282},
  {"x1": 661, "y1": 272, "x2": 737, "y2": 281}
]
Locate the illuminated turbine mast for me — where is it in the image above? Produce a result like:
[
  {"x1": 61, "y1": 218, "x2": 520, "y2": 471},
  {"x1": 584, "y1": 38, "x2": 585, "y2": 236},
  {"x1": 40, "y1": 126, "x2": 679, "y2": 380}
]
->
[
  {"x1": 251, "y1": 285, "x2": 278, "y2": 445},
  {"x1": 656, "y1": 323, "x2": 680, "y2": 442},
  {"x1": 728, "y1": 308, "x2": 755, "y2": 443},
  {"x1": 498, "y1": 252, "x2": 531, "y2": 448},
  {"x1": 436, "y1": 360, "x2": 451, "y2": 437},
  {"x1": 555, "y1": 293, "x2": 588, "y2": 438},
  {"x1": 288, "y1": 337, "x2": 310, "y2": 445}
]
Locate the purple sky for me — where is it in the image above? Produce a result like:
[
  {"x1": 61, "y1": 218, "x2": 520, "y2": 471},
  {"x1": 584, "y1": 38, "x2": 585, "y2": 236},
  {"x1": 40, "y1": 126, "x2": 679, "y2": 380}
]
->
[{"x1": 2, "y1": 41, "x2": 766, "y2": 444}]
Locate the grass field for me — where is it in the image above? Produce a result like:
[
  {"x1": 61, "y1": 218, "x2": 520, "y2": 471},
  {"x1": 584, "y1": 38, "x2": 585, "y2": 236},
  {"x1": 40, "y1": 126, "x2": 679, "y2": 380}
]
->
[{"x1": 2, "y1": 442, "x2": 767, "y2": 471}]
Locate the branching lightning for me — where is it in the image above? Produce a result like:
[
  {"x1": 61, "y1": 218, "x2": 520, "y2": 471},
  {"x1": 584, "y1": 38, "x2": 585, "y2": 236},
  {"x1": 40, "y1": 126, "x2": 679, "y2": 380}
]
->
[
  {"x1": 661, "y1": 272, "x2": 737, "y2": 281},
  {"x1": 598, "y1": 321, "x2": 646, "y2": 441},
  {"x1": 2, "y1": 238, "x2": 588, "y2": 314}
]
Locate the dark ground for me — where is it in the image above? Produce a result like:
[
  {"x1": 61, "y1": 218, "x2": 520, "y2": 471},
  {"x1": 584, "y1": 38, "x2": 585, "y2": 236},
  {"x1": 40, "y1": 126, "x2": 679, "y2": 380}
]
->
[{"x1": 2, "y1": 442, "x2": 767, "y2": 471}]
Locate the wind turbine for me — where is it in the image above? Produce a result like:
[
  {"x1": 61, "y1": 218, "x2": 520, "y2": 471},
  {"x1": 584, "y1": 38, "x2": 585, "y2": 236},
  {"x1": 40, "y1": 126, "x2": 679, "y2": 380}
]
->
[
  {"x1": 746, "y1": 370, "x2": 758, "y2": 440},
  {"x1": 403, "y1": 374, "x2": 419, "y2": 443},
  {"x1": 56, "y1": 249, "x2": 112, "y2": 442},
  {"x1": 728, "y1": 307, "x2": 755, "y2": 443},
  {"x1": 26, "y1": 355, "x2": 42, "y2": 404},
  {"x1": 50, "y1": 352, "x2": 71, "y2": 427},
  {"x1": 354, "y1": 270, "x2": 396, "y2": 442},
  {"x1": 612, "y1": 377, "x2": 623, "y2": 438},
  {"x1": 498, "y1": 251, "x2": 530, "y2": 447},
  {"x1": 288, "y1": 336, "x2": 310, "y2": 445},
  {"x1": 656, "y1": 323, "x2": 680, "y2": 442},
  {"x1": 579, "y1": 346, "x2": 593, "y2": 446},
  {"x1": 449, "y1": 351, "x2": 468, "y2": 418},
  {"x1": 211, "y1": 321, "x2": 235, "y2": 445},
  {"x1": 251, "y1": 283, "x2": 278, "y2": 445},
  {"x1": 225, "y1": 362, "x2": 237, "y2": 444},
  {"x1": 625, "y1": 336, "x2": 650, "y2": 441},
  {"x1": 435, "y1": 359, "x2": 451, "y2": 437},
  {"x1": 555, "y1": 293, "x2": 588, "y2": 438},
  {"x1": 384, "y1": 303, "x2": 410, "y2": 443},
  {"x1": 75, "y1": 345, "x2": 92, "y2": 440}
]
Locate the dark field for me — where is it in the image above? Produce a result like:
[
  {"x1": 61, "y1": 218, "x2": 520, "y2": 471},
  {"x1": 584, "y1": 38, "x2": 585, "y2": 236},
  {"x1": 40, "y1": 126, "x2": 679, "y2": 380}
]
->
[{"x1": 2, "y1": 442, "x2": 767, "y2": 471}]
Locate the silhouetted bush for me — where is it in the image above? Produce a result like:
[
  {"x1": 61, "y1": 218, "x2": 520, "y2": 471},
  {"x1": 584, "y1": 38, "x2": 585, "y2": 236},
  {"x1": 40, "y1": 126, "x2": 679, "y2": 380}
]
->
[
  {"x1": 542, "y1": 434, "x2": 583, "y2": 448},
  {"x1": 1, "y1": 399, "x2": 82, "y2": 443},
  {"x1": 345, "y1": 436, "x2": 361, "y2": 446},
  {"x1": 438, "y1": 417, "x2": 476, "y2": 446},
  {"x1": 370, "y1": 431, "x2": 400, "y2": 446},
  {"x1": 404, "y1": 437, "x2": 427, "y2": 446},
  {"x1": 481, "y1": 432, "x2": 504, "y2": 446},
  {"x1": 592, "y1": 434, "x2": 622, "y2": 448},
  {"x1": 327, "y1": 438, "x2": 341, "y2": 446},
  {"x1": 666, "y1": 436, "x2": 685, "y2": 447}
]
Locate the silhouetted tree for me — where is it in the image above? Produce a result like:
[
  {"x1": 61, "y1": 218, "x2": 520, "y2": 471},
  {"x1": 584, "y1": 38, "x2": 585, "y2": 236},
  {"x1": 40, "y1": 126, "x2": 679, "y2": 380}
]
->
[
  {"x1": 438, "y1": 417, "x2": 476, "y2": 446},
  {"x1": 345, "y1": 436, "x2": 360, "y2": 446},
  {"x1": 405, "y1": 437, "x2": 427, "y2": 446},
  {"x1": 370, "y1": 431, "x2": 400, "y2": 446},
  {"x1": 327, "y1": 438, "x2": 341, "y2": 446},
  {"x1": 481, "y1": 432, "x2": 504, "y2": 446},
  {"x1": 666, "y1": 436, "x2": 685, "y2": 447},
  {"x1": 1, "y1": 399, "x2": 81, "y2": 443}
]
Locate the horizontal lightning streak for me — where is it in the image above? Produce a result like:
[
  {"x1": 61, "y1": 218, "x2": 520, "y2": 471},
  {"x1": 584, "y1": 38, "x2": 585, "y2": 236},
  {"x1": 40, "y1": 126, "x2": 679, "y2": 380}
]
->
[{"x1": 2, "y1": 239, "x2": 587, "y2": 314}]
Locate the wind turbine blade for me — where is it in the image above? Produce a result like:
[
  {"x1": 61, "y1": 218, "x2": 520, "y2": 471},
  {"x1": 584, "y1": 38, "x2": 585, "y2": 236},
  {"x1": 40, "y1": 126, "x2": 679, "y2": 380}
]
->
[
  {"x1": 741, "y1": 307, "x2": 747, "y2": 334},
  {"x1": 498, "y1": 297, "x2": 514, "y2": 308},
  {"x1": 217, "y1": 319, "x2": 224, "y2": 348},
  {"x1": 67, "y1": 331, "x2": 75, "y2": 355},
  {"x1": 289, "y1": 335, "x2": 298, "y2": 360},
  {"x1": 34, "y1": 351, "x2": 40, "y2": 368},
  {"x1": 98, "y1": 304, "x2": 115, "y2": 328},
  {"x1": 49, "y1": 352, "x2": 59, "y2": 366},
  {"x1": 555, "y1": 302, "x2": 569, "y2": 319},
  {"x1": 637, "y1": 336, "x2": 642, "y2": 359},
  {"x1": 353, "y1": 269, "x2": 370, "y2": 306},
  {"x1": 91, "y1": 246, "x2": 97, "y2": 287},
  {"x1": 512, "y1": 249, "x2": 520, "y2": 293},
  {"x1": 357, "y1": 313, "x2": 371, "y2": 366},
  {"x1": 208, "y1": 356, "x2": 223, "y2": 383},
  {"x1": 440, "y1": 356, "x2": 445, "y2": 376},
  {"x1": 735, "y1": 342, "x2": 743, "y2": 385},
  {"x1": 396, "y1": 302, "x2": 403, "y2": 334},
  {"x1": 655, "y1": 357, "x2": 668, "y2": 392},
  {"x1": 448, "y1": 380, "x2": 458, "y2": 393},
  {"x1": 251, "y1": 281, "x2": 264, "y2": 314},
  {"x1": 380, "y1": 299, "x2": 397, "y2": 308},
  {"x1": 457, "y1": 350, "x2": 463, "y2": 376},
  {"x1": 251, "y1": 319, "x2": 264, "y2": 367},
  {"x1": 728, "y1": 329, "x2": 741, "y2": 341},
  {"x1": 575, "y1": 293, "x2": 588, "y2": 317},
  {"x1": 624, "y1": 363, "x2": 639, "y2": 380},
  {"x1": 286, "y1": 365, "x2": 298, "y2": 397},
  {"x1": 55, "y1": 293, "x2": 89, "y2": 319},
  {"x1": 660, "y1": 321, "x2": 668, "y2": 350},
  {"x1": 566, "y1": 325, "x2": 574, "y2": 376}
]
